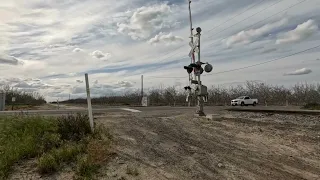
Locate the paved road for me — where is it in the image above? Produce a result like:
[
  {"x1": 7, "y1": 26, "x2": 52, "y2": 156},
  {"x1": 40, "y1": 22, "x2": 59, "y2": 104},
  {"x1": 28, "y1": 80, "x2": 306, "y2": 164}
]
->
[
  {"x1": 0, "y1": 106, "x2": 221, "y2": 116},
  {"x1": 0, "y1": 105, "x2": 316, "y2": 116}
]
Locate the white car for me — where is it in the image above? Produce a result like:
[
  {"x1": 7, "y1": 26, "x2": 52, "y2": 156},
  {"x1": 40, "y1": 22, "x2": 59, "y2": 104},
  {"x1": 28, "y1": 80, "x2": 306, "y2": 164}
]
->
[{"x1": 231, "y1": 96, "x2": 258, "y2": 106}]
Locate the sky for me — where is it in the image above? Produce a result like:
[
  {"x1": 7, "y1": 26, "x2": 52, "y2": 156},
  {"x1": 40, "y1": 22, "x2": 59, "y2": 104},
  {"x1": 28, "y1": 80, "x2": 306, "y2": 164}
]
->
[{"x1": 0, "y1": 0, "x2": 320, "y2": 101}]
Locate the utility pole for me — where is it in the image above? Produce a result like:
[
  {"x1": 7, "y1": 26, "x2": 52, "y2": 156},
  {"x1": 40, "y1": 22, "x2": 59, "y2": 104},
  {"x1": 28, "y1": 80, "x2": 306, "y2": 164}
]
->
[
  {"x1": 187, "y1": 0, "x2": 195, "y2": 107},
  {"x1": 85, "y1": 73, "x2": 94, "y2": 133},
  {"x1": 184, "y1": 0, "x2": 213, "y2": 116},
  {"x1": 188, "y1": 0, "x2": 195, "y2": 65},
  {"x1": 141, "y1": 75, "x2": 144, "y2": 98},
  {"x1": 195, "y1": 27, "x2": 204, "y2": 116}
]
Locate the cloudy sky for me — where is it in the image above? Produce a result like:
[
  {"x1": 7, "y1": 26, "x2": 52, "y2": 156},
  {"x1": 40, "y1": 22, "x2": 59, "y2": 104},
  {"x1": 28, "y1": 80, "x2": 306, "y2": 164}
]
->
[{"x1": 1, "y1": 0, "x2": 320, "y2": 101}]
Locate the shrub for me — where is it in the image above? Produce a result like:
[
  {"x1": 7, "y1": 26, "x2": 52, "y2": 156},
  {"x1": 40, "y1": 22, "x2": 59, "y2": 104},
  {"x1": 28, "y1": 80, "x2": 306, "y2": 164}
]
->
[
  {"x1": 303, "y1": 103, "x2": 320, "y2": 110},
  {"x1": 0, "y1": 116, "x2": 56, "y2": 179},
  {"x1": 86, "y1": 139, "x2": 111, "y2": 166},
  {"x1": 51, "y1": 143, "x2": 82, "y2": 163},
  {"x1": 0, "y1": 114, "x2": 111, "y2": 179},
  {"x1": 57, "y1": 114, "x2": 92, "y2": 141},
  {"x1": 40, "y1": 132, "x2": 62, "y2": 153},
  {"x1": 76, "y1": 155, "x2": 99, "y2": 179},
  {"x1": 38, "y1": 154, "x2": 58, "y2": 174}
]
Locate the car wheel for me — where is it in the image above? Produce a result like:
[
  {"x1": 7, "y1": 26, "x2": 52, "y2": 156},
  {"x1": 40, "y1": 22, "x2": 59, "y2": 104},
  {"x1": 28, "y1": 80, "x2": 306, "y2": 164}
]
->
[
  {"x1": 253, "y1": 102, "x2": 256, "y2": 106},
  {"x1": 241, "y1": 102, "x2": 244, "y2": 106}
]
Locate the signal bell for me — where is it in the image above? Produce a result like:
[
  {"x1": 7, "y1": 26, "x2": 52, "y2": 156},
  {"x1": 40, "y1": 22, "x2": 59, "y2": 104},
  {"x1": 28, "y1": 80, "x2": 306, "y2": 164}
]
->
[{"x1": 204, "y1": 64, "x2": 213, "y2": 73}]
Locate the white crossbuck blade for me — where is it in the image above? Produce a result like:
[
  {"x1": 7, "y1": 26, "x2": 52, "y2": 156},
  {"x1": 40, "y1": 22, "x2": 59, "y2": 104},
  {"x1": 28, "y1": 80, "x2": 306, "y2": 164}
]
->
[{"x1": 188, "y1": 37, "x2": 199, "y2": 57}]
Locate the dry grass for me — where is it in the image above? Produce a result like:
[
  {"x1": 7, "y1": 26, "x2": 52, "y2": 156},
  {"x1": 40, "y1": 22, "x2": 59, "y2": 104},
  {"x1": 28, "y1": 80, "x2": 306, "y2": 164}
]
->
[{"x1": 0, "y1": 114, "x2": 113, "y2": 179}]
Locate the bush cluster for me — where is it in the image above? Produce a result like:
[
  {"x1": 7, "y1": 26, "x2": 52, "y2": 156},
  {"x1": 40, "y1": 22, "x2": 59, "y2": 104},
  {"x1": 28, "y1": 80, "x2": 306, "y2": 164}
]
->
[{"x1": 0, "y1": 114, "x2": 112, "y2": 179}]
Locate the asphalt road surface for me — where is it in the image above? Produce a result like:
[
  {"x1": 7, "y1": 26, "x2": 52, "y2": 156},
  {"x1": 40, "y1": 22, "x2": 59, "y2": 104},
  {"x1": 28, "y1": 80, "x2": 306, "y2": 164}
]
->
[
  {"x1": 1, "y1": 105, "x2": 319, "y2": 116},
  {"x1": 0, "y1": 106, "x2": 223, "y2": 116}
]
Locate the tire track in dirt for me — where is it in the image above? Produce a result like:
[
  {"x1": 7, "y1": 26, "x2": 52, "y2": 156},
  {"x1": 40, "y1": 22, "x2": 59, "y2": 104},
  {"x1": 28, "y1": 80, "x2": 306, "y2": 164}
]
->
[{"x1": 98, "y1": 113, "x2": 320, "y2": 180}]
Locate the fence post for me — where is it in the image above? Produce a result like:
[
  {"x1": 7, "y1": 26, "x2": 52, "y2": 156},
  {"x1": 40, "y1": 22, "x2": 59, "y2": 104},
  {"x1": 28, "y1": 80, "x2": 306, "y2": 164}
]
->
[{"x1": 85, "y1": 73, "x2": 94, "y2": 133}]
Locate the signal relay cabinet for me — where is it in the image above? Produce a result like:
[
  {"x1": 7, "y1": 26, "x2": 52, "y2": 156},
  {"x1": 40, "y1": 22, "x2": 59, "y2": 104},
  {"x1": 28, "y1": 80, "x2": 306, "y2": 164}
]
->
[
  {"x1": 0, "y1": 93, "x2": 5, "y2": 111},
  {"x1": 196, "y1": 85, "x2": 208, "y2": 96}
]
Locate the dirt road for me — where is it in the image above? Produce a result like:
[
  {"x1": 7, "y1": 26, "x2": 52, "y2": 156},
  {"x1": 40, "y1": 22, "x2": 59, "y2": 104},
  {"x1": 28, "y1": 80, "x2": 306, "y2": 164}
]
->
[{"x1": 97, "y1": 110, "x2": 320, "y2": 180}]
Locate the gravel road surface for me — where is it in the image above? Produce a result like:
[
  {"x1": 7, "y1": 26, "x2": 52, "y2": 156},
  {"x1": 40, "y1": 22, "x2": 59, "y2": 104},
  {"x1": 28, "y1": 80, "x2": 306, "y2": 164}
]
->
[{"x1": 96, "y1": 110, "x2": 320, "y2": 180}]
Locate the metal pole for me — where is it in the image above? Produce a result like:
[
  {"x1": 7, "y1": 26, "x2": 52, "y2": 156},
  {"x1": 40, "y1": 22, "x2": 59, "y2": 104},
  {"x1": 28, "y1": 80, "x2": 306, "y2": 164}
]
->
[
  {"x1": 196, "y1": 32, "x2": 205, "y2": 116},
  {"x1": 85, "y1": 73, "x2": 94, "y2": 133},
  {"x1": 188, "y1": 0, "x2": 195, "y2": 64},
  {"x1": 141, "y1": 75, "x2": 144, "y2": 98},
  {"x1": 188, "y1": 0, "x2": 195, "y2": 107}
]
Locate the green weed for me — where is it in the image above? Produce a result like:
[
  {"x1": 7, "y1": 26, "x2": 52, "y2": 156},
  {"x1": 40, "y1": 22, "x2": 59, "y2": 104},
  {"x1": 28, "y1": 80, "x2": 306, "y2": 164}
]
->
[{"x1": 37, "y1": 154, "x2": 58, "y2": 174}]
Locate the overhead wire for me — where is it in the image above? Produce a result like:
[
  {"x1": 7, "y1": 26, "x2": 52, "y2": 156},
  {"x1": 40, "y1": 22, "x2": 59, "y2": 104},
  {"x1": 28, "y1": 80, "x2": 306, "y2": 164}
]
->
[
  {"x1": 203, "y1": 44, "x2": 320, "y2": 76},
  {"x1": 205, "y1": 0, "x2": 266, "y2": 34},
  {"x1": 147, "y1": 44, "x2": 320, "y2": 79},
  {"x1": 206, "y1": 0, "x2": 308, "y2": 47},
  {"x1": 153, "y1": 0, "x2": 285, "y2": 64},
  {"x1": 206, "y1": 0, "x2": 284, "y2": 40},
  {"x1": 147, "y1": 0, "x2": 311, "y2": 79}
]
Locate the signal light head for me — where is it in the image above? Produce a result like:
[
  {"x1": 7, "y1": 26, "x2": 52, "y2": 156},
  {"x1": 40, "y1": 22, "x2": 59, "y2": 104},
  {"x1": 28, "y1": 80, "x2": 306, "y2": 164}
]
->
[
  {"x1": 196, "y1": 27, "x2": 202, "y2": 33},
  {"x1": 184, "y1": 86, "x2": 192, "y2": 90},
  {"x1": 184, "y1": 66, "x2": 193, "y2": 74},
  {"x1": 200, "y1": 67, "x2": 204, "y2": 74}
]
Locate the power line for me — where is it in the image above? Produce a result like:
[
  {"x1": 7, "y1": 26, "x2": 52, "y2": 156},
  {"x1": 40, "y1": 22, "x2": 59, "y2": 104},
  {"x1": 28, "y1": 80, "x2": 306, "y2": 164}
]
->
[
  {"x1": 204, "y1": 44, "x2": 320, "y2": 76},
  {"x1": 206, "y1": 0, "x2": 284, "y2": 40},
  {"x1": 146, "y1": 44, "x2": 320, "y2": 79},
  {"x1": 149, "y1": 0, "x2": 309, "y2": 78},
  {"x1": 153, "y1": 0, "x2": 285, "y2": 64},
  {"x1": 206, "y1": 0, "x2": 308, "y2": 47},
  {"x1": 206, "y1": 0, "x2": 266, "y2": 34},
  {"x1": 149, "y1": 44, "x2": 320, "y2": 79},
  {"x1": 148, "y1": 76, "x2": 185, "y2": 79}
]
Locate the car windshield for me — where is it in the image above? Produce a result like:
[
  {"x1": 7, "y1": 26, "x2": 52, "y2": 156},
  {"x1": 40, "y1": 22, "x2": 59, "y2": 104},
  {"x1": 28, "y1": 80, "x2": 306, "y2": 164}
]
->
[{"x1": 237, "y1": 96, "x2": 245, "y2": 99}]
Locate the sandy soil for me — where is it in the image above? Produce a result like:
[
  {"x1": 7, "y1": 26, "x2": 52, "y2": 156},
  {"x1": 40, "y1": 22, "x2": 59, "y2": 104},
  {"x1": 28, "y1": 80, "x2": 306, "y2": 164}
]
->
[{"x1": 96, "y1": 111, "x2": 320, "y2": 180}]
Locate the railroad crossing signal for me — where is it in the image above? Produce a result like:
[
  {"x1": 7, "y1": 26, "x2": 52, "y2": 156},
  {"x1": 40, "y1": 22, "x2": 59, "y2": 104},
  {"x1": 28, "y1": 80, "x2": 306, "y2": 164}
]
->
[{"x1": 184, "y1": 0, "x2": 214, "y2": 116}]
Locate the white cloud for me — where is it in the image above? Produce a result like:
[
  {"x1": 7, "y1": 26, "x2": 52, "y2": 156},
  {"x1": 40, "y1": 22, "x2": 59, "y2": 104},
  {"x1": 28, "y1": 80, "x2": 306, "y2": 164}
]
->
[
  {"x1": 12, "y1": 79, "x2": 52, "y2": 90},
  {"x1": 148, "y1": 32, "x2": 183, "y2": 45},
  {"x1": 90, "y1": 50, "x2": 111, "y2": 60},
  {"x1": 68, "y1": 73, "x2": 77, "y2": 77},
  {"x1": 117, "y1": 81, "x2": 134, "y2": 88},
  {"x1": 0, "y1": 54, "x2": 23, "y2": 65},
  {"x1": 117, "y1": 3, "x2": 176, "y2": 40},
  {"x1": 225, "y1": 19, "x2": 288, "y2": 47},
  {"x1": 0, "y1": 0, "x2": 320, "y2": 101},
  {"x1": 73, "y1": 48, "x2": 83, "y2": 53},
  {"x1": 284, "y1": 68, "x2": 312, "y2": 76},
  {"x1": 276, "y1": 19, "x2": 318, "y2": 45}
]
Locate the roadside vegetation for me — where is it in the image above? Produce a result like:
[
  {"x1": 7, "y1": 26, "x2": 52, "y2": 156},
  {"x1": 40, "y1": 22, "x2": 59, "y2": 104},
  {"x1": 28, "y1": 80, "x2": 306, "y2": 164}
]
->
[
  {"x1": 60, "y1": 82, "x2": 320, "y2": 107},
  {"x1": 303, "y1": 103, "x2": 320, "y2": 110},
  {"x1": 0, "y1": 85, "x2": 46, "y2": 107},
  {"x1": 0, "y1": 114, "x2": 112, "y2": 179}
]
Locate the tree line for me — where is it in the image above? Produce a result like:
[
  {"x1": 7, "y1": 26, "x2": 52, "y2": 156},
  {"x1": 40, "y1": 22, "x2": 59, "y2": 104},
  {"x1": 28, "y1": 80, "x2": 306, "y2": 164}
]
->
[
  {"x1": 61, "y1": 82, "x2": 320, "y2": 106},
  {"x1": 0, "y1": 85, "x2": 46, "y2": 106}
]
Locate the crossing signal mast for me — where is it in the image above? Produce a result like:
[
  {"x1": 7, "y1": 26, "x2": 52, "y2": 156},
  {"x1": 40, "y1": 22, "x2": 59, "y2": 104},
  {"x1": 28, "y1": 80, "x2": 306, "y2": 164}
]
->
[{"x1": 184, "y1": 0, "x2": 213, "y2": 116}]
